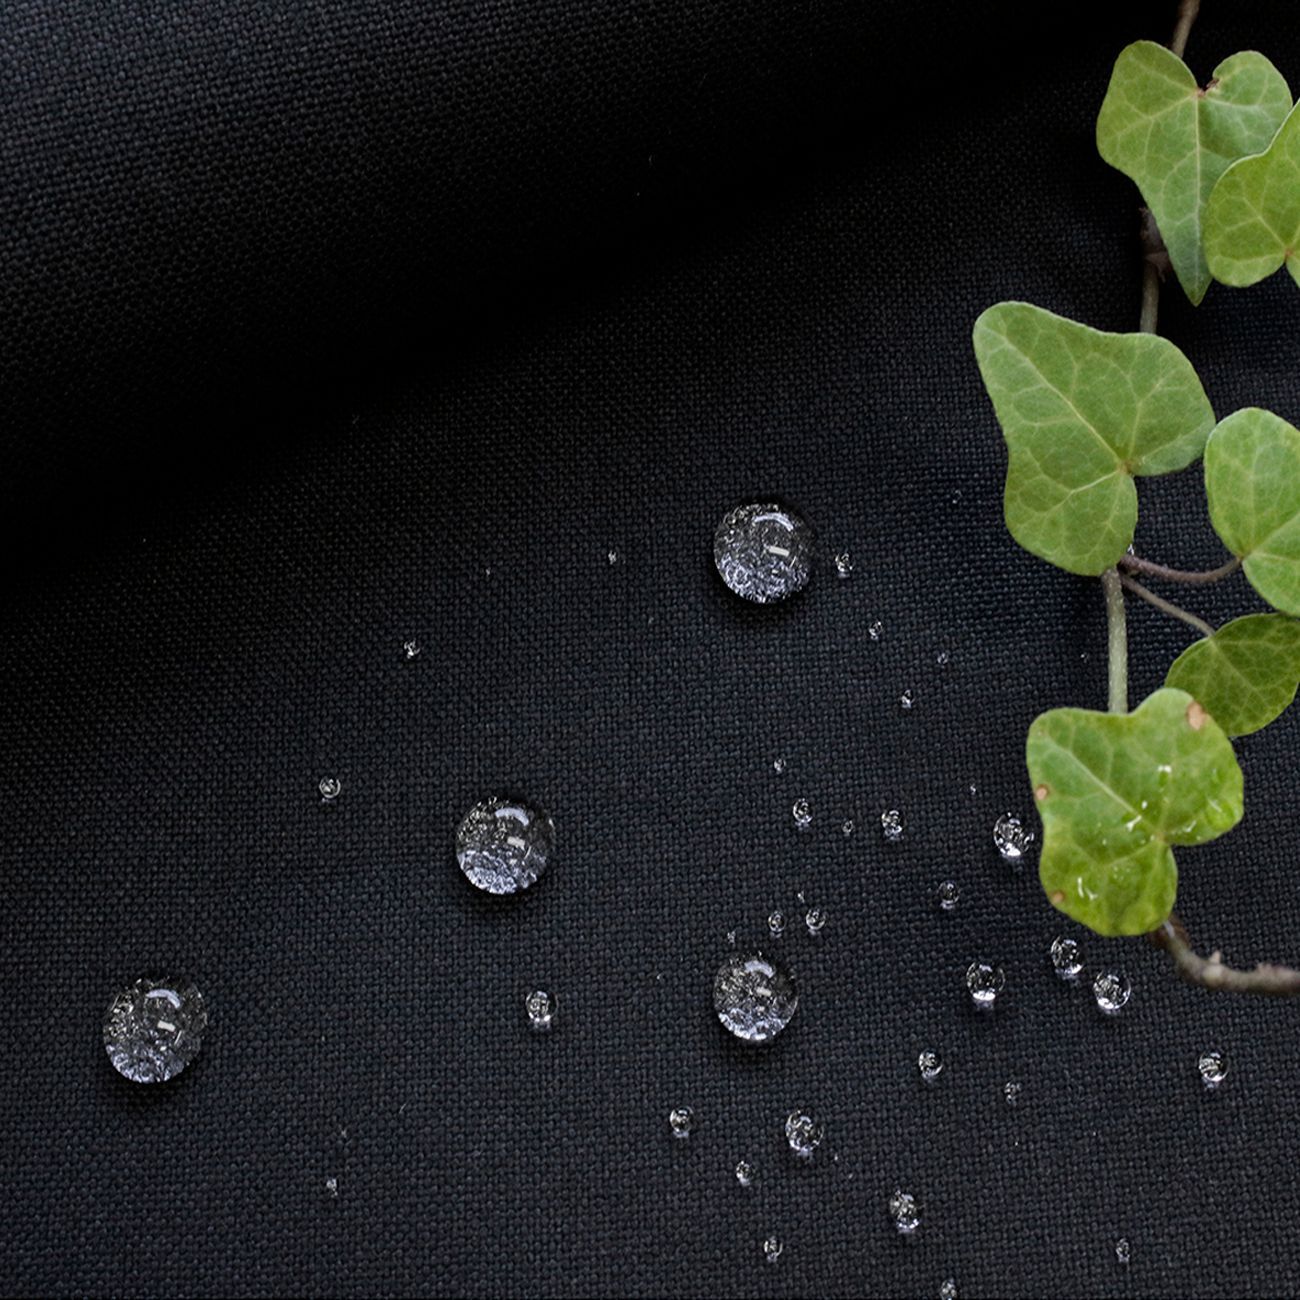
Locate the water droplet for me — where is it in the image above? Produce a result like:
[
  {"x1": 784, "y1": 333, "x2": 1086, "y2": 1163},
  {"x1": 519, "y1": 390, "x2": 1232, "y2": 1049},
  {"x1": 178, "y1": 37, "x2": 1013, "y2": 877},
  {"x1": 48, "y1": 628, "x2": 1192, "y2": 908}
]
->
[
  {"x1": 968, "y1": 783, "x2": 978, "y2": 797},
  {"x1": 668, "y1": 1106, "x2": 694, "y2": 1139},
  {"x1": 841, "y1": 817, "x2": 854, "y2": 837},
  {"x1": 762, "y1": 1236, "x2": 783, "y2": 1265},
  {"x1": 525, "y1": 989, "x2": 556, "y2": 1032},
  {"x1": 455, "y1": 795, "x2": 554, "y2": 894},
  {"x1": 1115, "y1": 1238, "x2": 1131, "y2": 1266},
  {"x1": 993, "y1": 812, "x2": 1035, "y2": 862},
  {"x1": 773, "y1": 756, "x2": 787, "y2": 774},
  {"x1": 725, "y1": 930, "x2": 737, "y2": 947},
  {"x1": 325, "y1": 1176, "x2": 339, "y2": 1198},
  {"x1": 937, "y1": 881, "x2": 961, "y2": 911},
  {"x1": 1092, "y1": 970, "x2": 1132, "y2": 1016},
  {"x1": 607, "y1": 549, "x2": 620, "y2": 565},
  {"x1": 881, "y1": 809, "x2": 904, "y2": 842},
  {"x1": 805, "y1": 906, "x2": 827, "y2": 935},
  {"x1": 869, "y1": 619, "x2": 884, "y2": 641},
  {"x1": 900, "y1": 688, "x2": 915, "y2": 710},
  {"x1": 918, "y1": 1049, "x2": 943, "y2": 1085},
  {"x1": 939, "y1": 1280, "x2": 959, "y2": 1300},
  {"x1": 1003, "y1": 1081, "x2": 1022, "y2": 1106},
  {"x1": 791, "y1": 798, "x2": 812, "y2": 830},
  {"x1": 888, "y1": 1189, "x2": 922, "y2": 1236},
  {"x1": 713, "y1": 502, "x2": 813, "y2": 603},
  {"x1": 965, "y1": 961, "x2": 1005, "y2": 1011},
  {"x1": 936, "y1": 649, "x2": 951, "y2": 666},
  {"x1": 1050, "y1": 936, "x2": 1084, "y2": 981},
  {"x1": 1198, "y1": 1050, "x2": 1227, "y2": 1090},
  {"x1": 735, "y1": 1159, "x2": 754, "y2": 1187},
  {"x1": 401, "y1": 639, "x2": 421, "y2": 660},
  {"x1": 835, "y1": 551, "x2": 854, "y2": 579},
  {"x1": 785, "y1": 1109, "x2": 824, "y2": 1158},
  {"x1": 102, "y1": 976, "x2": 208, "y2": 1083},
  {"x1": 767, "y1": 910, "x2": 786, "y2": 938},
  {"x1": 714, "y1": 953, "x2": 798, "y2": 1044},
  {"x1": 319, "y1": 776, "x2": 342, "y2": 801}
]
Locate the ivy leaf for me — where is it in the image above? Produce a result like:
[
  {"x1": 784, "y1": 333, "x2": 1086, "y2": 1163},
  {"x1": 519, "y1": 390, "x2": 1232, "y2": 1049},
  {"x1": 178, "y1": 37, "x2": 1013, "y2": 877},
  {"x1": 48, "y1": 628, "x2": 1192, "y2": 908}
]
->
[
  {"x1": 1027, "y1": 687, "x2": 1243, "y2": 937},
  {"x1": 1097, "y1": 43, "x2": 1291, "y2": 305},
  {"x1": 972, "y1": 302, "x2": 1215, "y2": 575},
  {"x1": 1165, "y1": 614, "x2": 1300, "y2": 736},
  {"x1": 1205, "y1": 100, "x2": 1300, "y2": 290},
  {"x1": 1204, "y1": 408, "x2": 1300, "y2": 613}
]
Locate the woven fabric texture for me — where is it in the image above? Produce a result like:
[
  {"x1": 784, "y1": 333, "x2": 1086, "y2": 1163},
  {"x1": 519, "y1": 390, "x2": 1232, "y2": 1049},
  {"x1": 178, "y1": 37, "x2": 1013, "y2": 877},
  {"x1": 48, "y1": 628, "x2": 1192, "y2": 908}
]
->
[{"x1": 4, "y1": 2, "x2": 1300, "y2": 1297}]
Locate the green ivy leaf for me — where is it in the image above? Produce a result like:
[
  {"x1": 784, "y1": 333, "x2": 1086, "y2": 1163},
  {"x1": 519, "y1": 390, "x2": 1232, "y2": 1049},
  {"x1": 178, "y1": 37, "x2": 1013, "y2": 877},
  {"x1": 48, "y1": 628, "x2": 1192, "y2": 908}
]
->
[
  {"x1": 1205, "y1": 100, "x2": 1300, "y2": 289},
  {"x1": 1204, "y1": 408, "x2": 1300, "y2": 613},
  {"x1": 1097, "y1": 42, "x2": 1291, "y2": 305},
  {"x1": 1165, "y1": 614, "x2": 1300, "y2": 736},
  {"x1": 972, "y1": 302, "x2": 1215, "y2": 575},
  {"x1": 1027, "y1": 687, "x2": 1243, "y2": 937}
]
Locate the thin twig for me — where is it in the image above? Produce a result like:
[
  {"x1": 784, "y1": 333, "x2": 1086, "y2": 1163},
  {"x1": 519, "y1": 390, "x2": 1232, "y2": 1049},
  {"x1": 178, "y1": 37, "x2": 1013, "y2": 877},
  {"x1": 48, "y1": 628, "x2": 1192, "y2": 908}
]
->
[
  {"x1": 1101, "y1": 567, "x2": 1128, "y2": 713},
  {"x1": 1118, "y1": 553, "x2": 1241, "y2": 585},
  {"x1": 1170, "y1": 0, "x2": 1201, "y2": 60},
  {"x1": 1153, "y1": 915, "x2": 1300, "y2": 996},
  {"x1": 1119, "y1": 574, "x2": 1215, "y2": 637}
]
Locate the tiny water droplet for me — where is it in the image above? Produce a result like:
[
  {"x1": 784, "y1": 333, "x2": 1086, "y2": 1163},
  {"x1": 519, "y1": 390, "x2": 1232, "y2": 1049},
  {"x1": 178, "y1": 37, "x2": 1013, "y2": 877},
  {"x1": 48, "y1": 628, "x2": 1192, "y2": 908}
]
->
[
  {"x1": 713, "y1": 502, "x2": 813, "y2": 603},
  {"x1": 401, "y1": 639, "x2": 421, "y2": 660},
  {"x1": 918, "y1": 1049, "x2": 943, "y2": 1085},
  {"x1": 607, "y1": 549, "x2": 620, "y2": 565},
  {"x1": 888, "y1": 1189, "x2": 921, "y2": 1236},
  {"x1": 939, "y1": 1280, "x2": 959, "y2": 1300},
  {"x1": 1050, "y1": 936, "x2": 1084, "y2": 981},
  {"x1": 325, "y1": 1177, "x2": 339, "y2": 1199},
  {"x1": 835, "y1": 551, "x2": 854, "y2": 579},
  {"x1": 725, "y1": 930, "x2": 737, "y2": 947},
  {"x1": 1115, "y1": 1238, "x2": 1131, "y2": 1266},
  {"x1": 103, "y1": 976, "x2": 208, "y2": 1083},
  {"x1": 714, "y1": 953, "x2": 798, "y2": 1043},
  {"x1": 1093, "y1": 971, "x2": 1131, "y2": 1016},
  {"x1": 936, "y1": 649, "x2": 950, "y2": 666},
  {"x1": 993, "y1": 813, "x2": 1034, "y2": 862},
  {"x1": 805, "y1": 906, "x2": 827, "y2": 935},
  {"x1": 791, "y1": 798, "x2": 812, "y2": 830},
  {"x1": 966, "y1": 961, "x2": 1005, "y2": 1011},
  {"x1": 937, "y1": 880, "x2": 961, "y2": 911},
  {"x1": 768, "y1": 910, "x2": 786, "y2": 938},
  {"x1": 869, "y1": 619, "x2": 884, "y2": 641},
  {"x1": 525, "y1": 989, "x2": 556, "y2": 1032},
  {"x1": 762, "y1": 1236, "x2": 783, "y2": 1265},
  {"x1": 784, "y1": 1109, "x2": 824, "y2": 1158},
  {"x1": 900, "y1": 688, "x2": 915, "y2": 710},
  {"x1": 319, "y1": 776, "x2": 342, "y2": 802},
  {"x1": 668, "y1": 1106, "x2": 694, "y2": 1139},
  {"x1": 1198, "y1": 1050, "x2": 1227, "y2": 1090},
  {"x1": 455, "y1": 795, "x2": 555, "y2": 894},
  {"x1": 773, "y1": 756, "x2": 787, "y2": 774},
  {"x1": 841, "y1": 817, "x2": 854, "y2": 836},
  {"x1": 881, "y1": 809, "x2": 904, "y2": 843},
  {"x1": 735, "y1": 1159, "x2": 754, "y2": 1187},
  {"x1": 1003, "y1": 1081, "x2": 1022, "y2": 1106}
]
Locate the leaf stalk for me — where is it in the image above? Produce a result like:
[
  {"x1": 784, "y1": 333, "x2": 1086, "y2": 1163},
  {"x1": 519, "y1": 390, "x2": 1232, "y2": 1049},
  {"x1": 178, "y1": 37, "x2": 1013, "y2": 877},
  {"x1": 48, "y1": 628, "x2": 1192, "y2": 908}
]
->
[{"x1": 1118, "y1": 574, "x2": 1215, "y2": 637}]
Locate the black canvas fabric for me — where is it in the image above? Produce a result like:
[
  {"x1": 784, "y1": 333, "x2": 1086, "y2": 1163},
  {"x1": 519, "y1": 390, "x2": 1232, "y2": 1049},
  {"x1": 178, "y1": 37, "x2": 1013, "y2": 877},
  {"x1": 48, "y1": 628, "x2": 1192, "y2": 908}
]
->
[{"x1": 4, "y1": 2, "x2": 1300, "y2": 1297}]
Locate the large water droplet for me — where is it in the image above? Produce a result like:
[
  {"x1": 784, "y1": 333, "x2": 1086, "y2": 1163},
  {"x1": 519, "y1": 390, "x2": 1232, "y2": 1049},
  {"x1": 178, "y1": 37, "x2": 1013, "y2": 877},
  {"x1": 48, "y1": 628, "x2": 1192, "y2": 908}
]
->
[
  {"x1": 1198, "y1": 1050, "x2": 1227, "y2": 1090},
  {"x1": 785, "y1": 1109, "x2": 824, "y2": 1158},
  {"x1": 762, "y1": 1236, "x2": 783, "y2": 1265},
  {"x1": 993, "y1": 813, "x2": 1034, "y2": 862},
  {"x1": 455, "y1": 795, "x2": 554, "y2": 894},
  {"x1": 918, "y1": 1049, "x2": 943, "y2": 1085},
  {"x1": 792, "y1": 798, "x2": 812, "y2": 830},
  {"x1": 103, "y1": 976, "x2": 208, "y2": 1083},
  {"x1": 1093, "y1": 971, "x2": 1131, "y2": 1016},
  {"x1": 1050, "y1": 936, "x2": 1084, "y2": 981},
  {"x1": 525, "y1": 990, "x2": 556, "y2": 1032},
  {"x1": 714, "y1": 954, "x2": 798, "y2": 1044},
  {"x1": 713, "y1": 503, "x2": 813, "y2": 603},
  {"x1": 888, "y1": 1189, "x2": 922, "y2": 1236},
  {"x1": 965, "y1": 961, "x2": 1005, "y2": 1011},
  {"x1": 881, "y1": 809, "x2": 904, "y2": 843},
  {"x1": 937, "y1": 881, "x2": 961, "y2": 912},
  {"x1": 668, "y1": 1107, "x2": 694, "y2": 1139}
]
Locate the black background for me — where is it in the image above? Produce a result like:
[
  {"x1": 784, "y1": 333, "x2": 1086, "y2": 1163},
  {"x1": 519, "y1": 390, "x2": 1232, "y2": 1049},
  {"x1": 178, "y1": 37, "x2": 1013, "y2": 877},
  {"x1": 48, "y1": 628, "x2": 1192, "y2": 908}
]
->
[{"x1": 4, "y1": 3, "x2": 1300, "y2": 1297}]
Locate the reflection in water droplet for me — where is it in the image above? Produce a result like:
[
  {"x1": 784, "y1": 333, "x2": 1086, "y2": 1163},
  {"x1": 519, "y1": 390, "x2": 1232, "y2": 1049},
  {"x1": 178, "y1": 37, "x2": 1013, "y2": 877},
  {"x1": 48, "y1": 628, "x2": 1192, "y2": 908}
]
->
[
  {"x1": 805, "y1": 906, "x2": 827, "y2": 936},
  {"x1": 937, "y1": 881, "x2": 961, "y2": 912},
  {"x1": 918, "y1": 1049, "x2": 943, "y2": 1085},
  {"x1": 1050, "y1": 936, "x2": 1084, "y2": 981},
  {"x1": 792, "y1": 799, "x2": 812, "y2": 830},
  {"x1": 1198, "y1": 1050, "x2": 1227, "y2": 1090},
  {"x1": 768, "y1": 911, "x2": 786, "y2": 938},
  {"x1": 762, "y1": 1236, "x2": 783, "y2": 1265},
  {"x1": 881, "y1": 809, "x2": 904, "y2": 843},
  {"x1": 966, "y1": 961, "x2": 1005, "y2": 1011},
  {"x1": 455, "y1": 796, "x2": 555, "y2": 894},
  {"x1": 714, "y1": 953, "x2": 798, "y2": 1044},
  {"x1": 525, "y1": 990, "x2": 556, "y2": 1032},
  {"x1": 1093, "y1": 971, "x2": 1131, "y2": 1016},
  {"x1": 1115, "y1": 1238, "x2": 1131, "y2": 1266},
  {"x1": 103, "y1": 976, "x2": 208, "y2": 1083},
  {"x1": 1004, "y1": 1081, "x2": 1022, "y2": 1106},
  {"x1": 835, "y1": 552, "x2": 854, "y2": 579},
  {"x1": 785, "y1": 1110, "x2": 824, "y2": 1158},
  {"x1": 993, "y1": 813, "x2": 1034, "y2": 862},
  {"x1": 900, "y1": 689, "x2": 915, "y2": 710},
  {"x1": 713, "y1": 503, "x2": 813, "y2": 603},
  {"x1": 668, "y1": 1107, "x2": 694, "y2": 1139},
  {"x1": 889, "y1": 1189, "x2": 922, "y2": 1236},
  {"x1": 319, "y1": 776, "x2": 342, "y2": 801},
  {"x1": 869, "y1": 620, "x2": 884, "y2": 641},
  {"x1": 735, "y1": 1159, "x2": 754, "y2": 1187}
]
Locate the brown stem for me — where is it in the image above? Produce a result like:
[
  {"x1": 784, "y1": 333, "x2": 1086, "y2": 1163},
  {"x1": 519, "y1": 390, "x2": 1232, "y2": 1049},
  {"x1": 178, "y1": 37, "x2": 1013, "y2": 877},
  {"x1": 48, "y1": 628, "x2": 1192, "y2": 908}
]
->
[
  {"x1": 1118, "y1": 553, "x2": 1241, "y2": 585},
  {"x1": 1118, "y1": 574, "x2": 1215, "y2": 637},
  {"x1": 1170, "y1": 0, "x2": 1200, "y2": 59},
  {"x1": 1152, "y1": 915, "x2": 1300, "y2": 996}
]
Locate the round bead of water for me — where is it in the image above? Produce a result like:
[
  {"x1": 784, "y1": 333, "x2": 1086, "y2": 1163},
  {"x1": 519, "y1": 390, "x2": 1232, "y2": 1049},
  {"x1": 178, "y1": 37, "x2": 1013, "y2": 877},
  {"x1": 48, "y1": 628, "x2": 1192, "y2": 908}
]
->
[
  {"x1": 455, "y1": 795, "x2": 554, "y2": 894},
  {"x1": 714, "y1": 954, "x2": 798, "y2": 1044},
  {"x1": 784, "y1": 1109, "x2": 824, "y2": 1158},
  {"x1": 713, "y1": 502, "x2": 813, "y2": 603},
  {"x1": 993, "y1": 812, "x2": 1035, "y2": 862},
  {"x1": 965, "y1": 961, "x2": 1005, "y2": 1010},
  {"x1": 889, "y1": 1189, "x2": 921, "y2": 1235},
  {"x1": 937, "y1": 881, "x2": 961, "y2": 911},
  {"x1": 762, "y1": 1236, "x2": 783, "y2": 1264},
  {"x1": 103, "y1": 976, "x2": 208, "y2": 1084},
  {"x1": 668, "y1": 1106, "x2": 693, "y2": 1139},
  {"x1": 881, "y1": 809, "x2": 904, "y2": 842},
  {"x1": 525, "y1": 990, "x2": 556, "y2": 1032},
  {"x1": 1050, "y1": 936, "x2": 1084, "y2": 981},
  {"x1": 1092, "y1": 971, "x2": 1131, "y2": 1016},
  {"x1": 918, "y1": 1049, "x2": 943, "y2": 1084},
  {"x1": 735, "y1": 1159, "x2": 754, "y2": 1187},
  {"x1": 1198, "y1": 1050, "x2": 1228, "y2": 1090}
]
